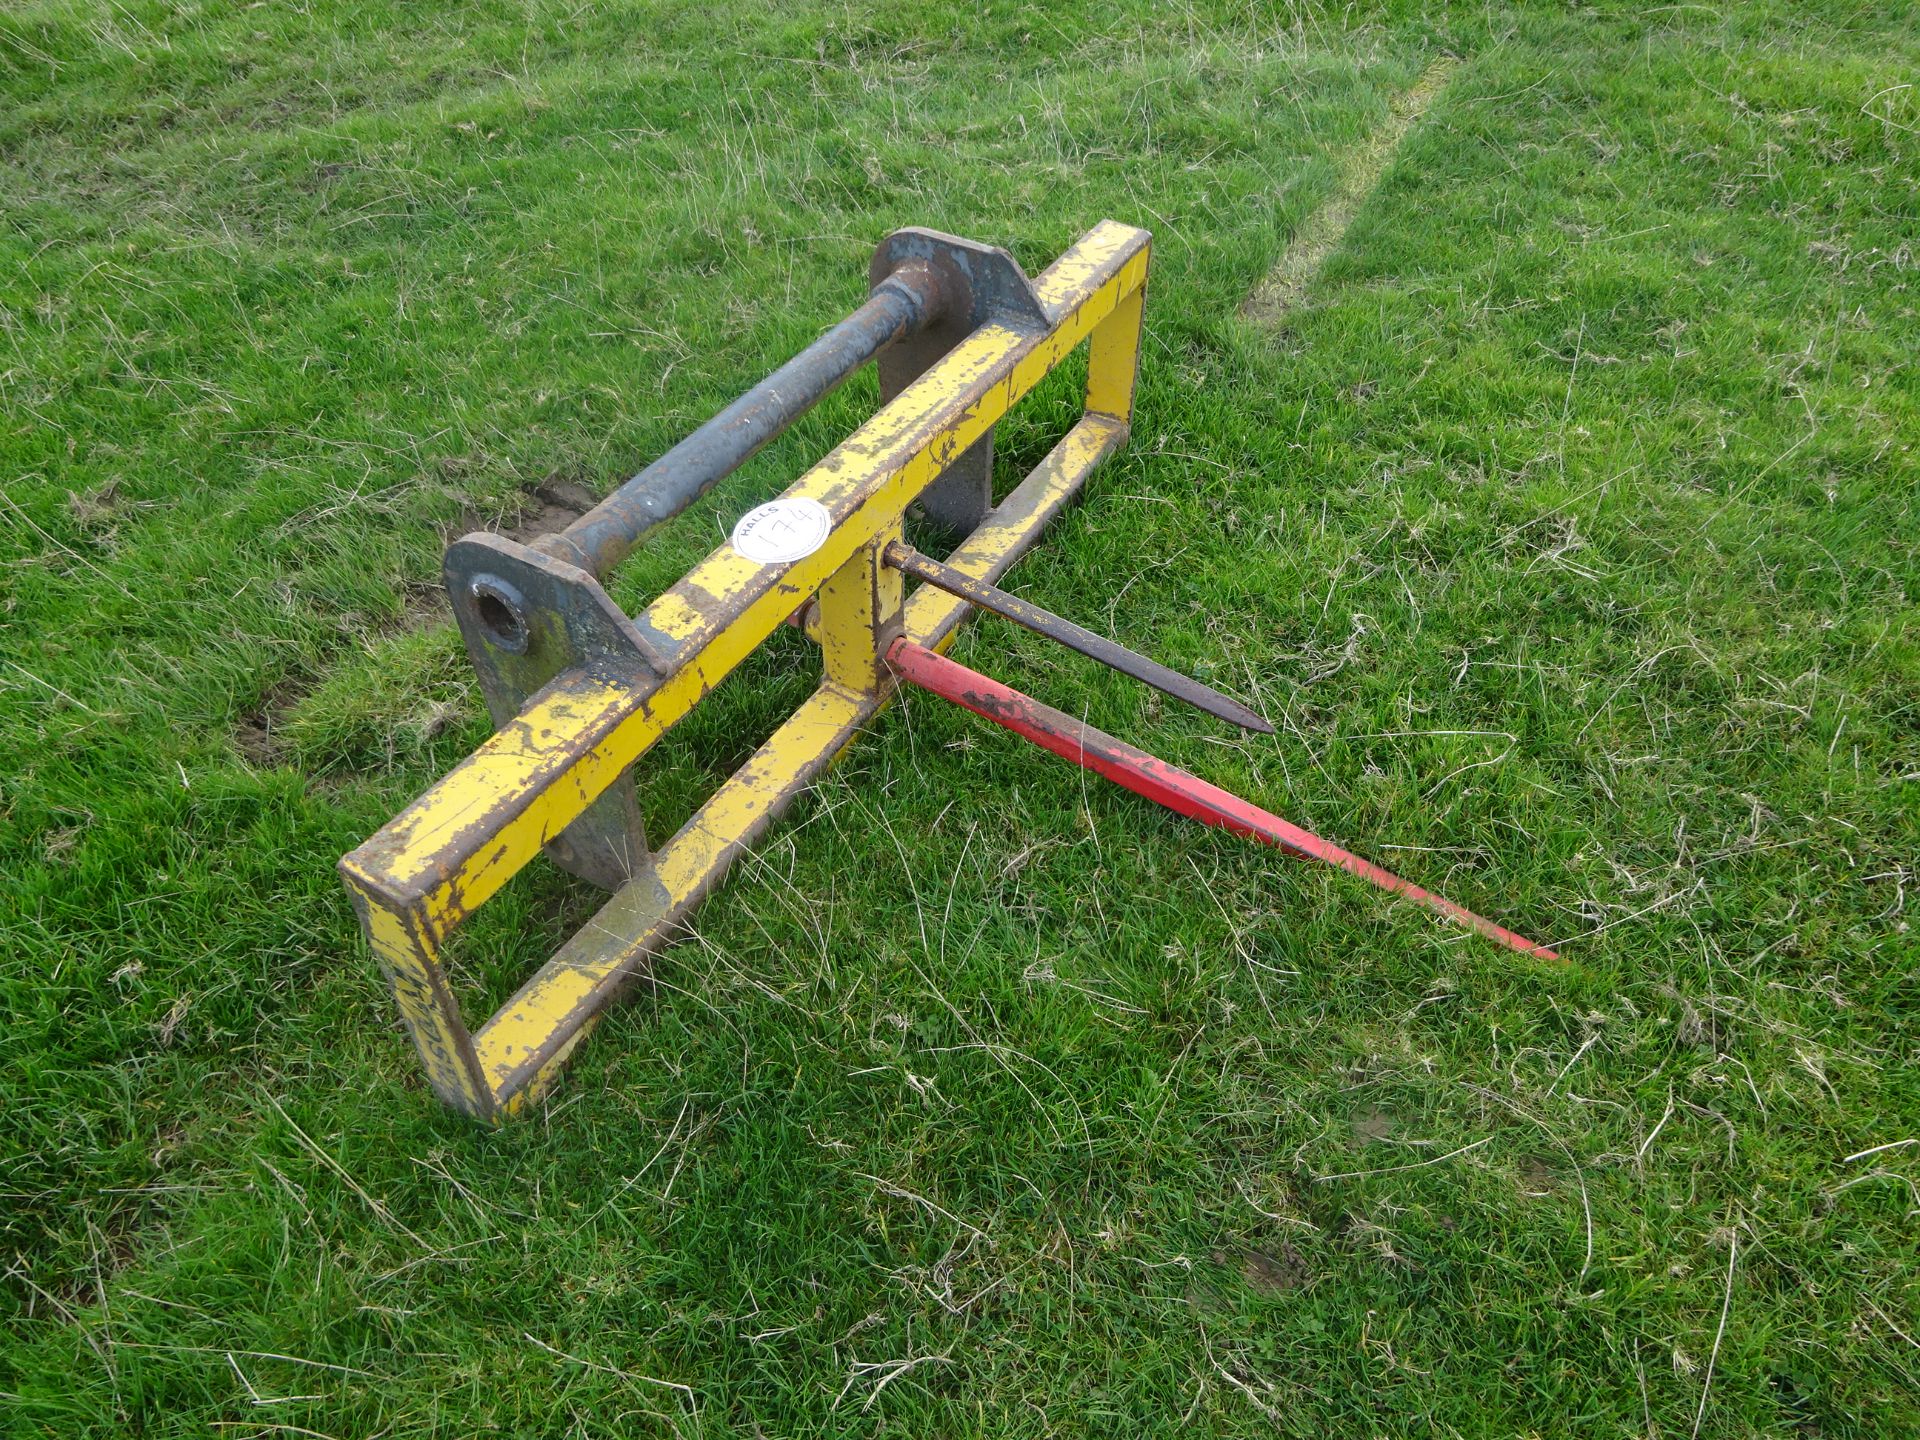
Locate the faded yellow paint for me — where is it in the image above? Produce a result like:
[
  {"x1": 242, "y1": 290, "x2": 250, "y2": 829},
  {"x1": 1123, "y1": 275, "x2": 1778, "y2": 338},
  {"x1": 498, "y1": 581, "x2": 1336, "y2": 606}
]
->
[
  {"x1": 1033, "y1": 219, "x2": 1143, "y2": 314},
  {"x1": 471, "y1": 682, "x2": 873, "y2": 1092},
  {"x1": 1086, "y1": 274, "x2": 1147, "y2": 421},
  {"x1": 344, "y1": 221, "x2": 1152, "y2": 1119},
  {"x1": 492, "y1": 1016, "x2": 601, "y2": 1119},
  {"x1": 349, "y1": 672, "x2": 629, "y2": 906},
  {"x1": 817, "y1": 523, "x2": 903, "y2": 694},
  {"x1": 340, "y1": 872, "x2": 492, "y2": 1117},
  {"x1": 643, "y1": 590, "x2": 707, "y2": 648}
]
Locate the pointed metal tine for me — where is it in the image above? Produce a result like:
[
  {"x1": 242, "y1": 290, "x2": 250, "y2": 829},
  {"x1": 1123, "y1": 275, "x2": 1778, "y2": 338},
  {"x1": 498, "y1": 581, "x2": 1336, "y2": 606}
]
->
[
  {"x1": 886, "y1": 637, "x2": 1562, "y2": 962},
  {"x1": 883, "y1": 541, "x2": 1274, "y2": 734}
]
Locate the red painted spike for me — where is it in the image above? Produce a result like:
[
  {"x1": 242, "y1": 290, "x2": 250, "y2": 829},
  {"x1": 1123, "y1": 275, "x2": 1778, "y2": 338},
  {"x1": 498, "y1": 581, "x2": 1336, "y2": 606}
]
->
[{"x1": 887, "y1": 637, "x2": 1561, "y2": 962}]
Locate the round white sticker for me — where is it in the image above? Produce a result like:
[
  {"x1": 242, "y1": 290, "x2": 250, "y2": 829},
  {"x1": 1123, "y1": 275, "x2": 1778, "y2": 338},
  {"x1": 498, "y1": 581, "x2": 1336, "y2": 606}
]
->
[{"x1": 730, "y1": 497, "x2": 832, "y2": 564}]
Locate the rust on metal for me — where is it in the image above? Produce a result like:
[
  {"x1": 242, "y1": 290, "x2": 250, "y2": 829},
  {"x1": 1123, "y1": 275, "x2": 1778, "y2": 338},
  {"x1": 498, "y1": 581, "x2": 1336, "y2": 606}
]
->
[
  {"x1": 885, "y1": 637, "x2": 1560, "y2": 962},
  {"x1": 883, "y1": 540, "x2": 1273, "y2": 734},
  {"x1": 536, "y1": 260, "x2": 945, "y2": 579}
]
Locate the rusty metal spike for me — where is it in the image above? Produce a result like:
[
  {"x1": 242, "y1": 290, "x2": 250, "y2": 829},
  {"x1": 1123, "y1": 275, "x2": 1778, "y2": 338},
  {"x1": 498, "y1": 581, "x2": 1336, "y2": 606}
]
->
[{"x1": 884, "y1": 541, "x2": 1274, "y2": 734}]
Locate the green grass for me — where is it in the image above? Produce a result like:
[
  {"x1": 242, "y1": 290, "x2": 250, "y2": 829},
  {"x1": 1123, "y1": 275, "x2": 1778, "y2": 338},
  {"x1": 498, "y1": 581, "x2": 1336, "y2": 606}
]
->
[{"x1": 3, "y1": 1, "x2": 1917, "y2": 1434}]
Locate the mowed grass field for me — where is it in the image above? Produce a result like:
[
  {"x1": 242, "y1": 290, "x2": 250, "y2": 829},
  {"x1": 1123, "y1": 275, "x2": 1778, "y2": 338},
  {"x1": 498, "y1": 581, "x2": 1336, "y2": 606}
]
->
[{"x1": 3, "y1": 0, "x2": 1917, "y2": 1434}]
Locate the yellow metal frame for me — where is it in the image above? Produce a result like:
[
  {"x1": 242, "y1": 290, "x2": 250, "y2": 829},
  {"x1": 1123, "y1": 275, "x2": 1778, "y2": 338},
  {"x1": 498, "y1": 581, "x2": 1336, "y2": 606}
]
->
[{"x1": 340, "y1": 221, "x2": 1151, "y2": 1121}]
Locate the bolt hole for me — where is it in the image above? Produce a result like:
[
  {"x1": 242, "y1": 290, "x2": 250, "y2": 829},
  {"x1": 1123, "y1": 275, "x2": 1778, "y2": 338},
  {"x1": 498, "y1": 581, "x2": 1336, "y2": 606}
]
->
[{"x1": 476, "y1": 589, "x2": 524, "y2": 649}]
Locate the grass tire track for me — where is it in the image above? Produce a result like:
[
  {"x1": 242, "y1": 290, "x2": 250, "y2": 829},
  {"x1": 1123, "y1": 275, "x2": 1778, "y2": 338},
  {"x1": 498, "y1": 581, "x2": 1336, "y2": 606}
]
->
[{"x1": 1243, "y1": 55, "x2": 1459, "y2": 325}]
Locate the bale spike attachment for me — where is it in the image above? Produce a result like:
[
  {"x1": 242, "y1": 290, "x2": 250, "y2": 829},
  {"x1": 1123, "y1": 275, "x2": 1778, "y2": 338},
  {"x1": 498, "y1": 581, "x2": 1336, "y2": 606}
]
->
[{"x1": 340, "y1": 217, "x2": 1556, "y2": 1124}]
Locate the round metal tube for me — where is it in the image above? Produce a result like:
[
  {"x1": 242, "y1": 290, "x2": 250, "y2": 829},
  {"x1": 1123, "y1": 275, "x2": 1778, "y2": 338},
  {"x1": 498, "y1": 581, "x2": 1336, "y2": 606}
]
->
[
  {"x1": 536, "y1": 263, "x2": 942, "y2": 577},
  {"x1": 882, "y1": 540, "x2": 1273, "y2": 733}
]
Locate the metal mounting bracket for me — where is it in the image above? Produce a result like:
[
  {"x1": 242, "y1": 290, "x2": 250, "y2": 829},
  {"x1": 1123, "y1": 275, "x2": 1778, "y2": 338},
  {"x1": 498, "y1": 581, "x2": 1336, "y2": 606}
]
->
[
  {"x1": 870, "y1": 228, "x2": 1050, "y2": 535},
  {"x1": 442, "y1": 533, "x2": 673, "y2": 890}
]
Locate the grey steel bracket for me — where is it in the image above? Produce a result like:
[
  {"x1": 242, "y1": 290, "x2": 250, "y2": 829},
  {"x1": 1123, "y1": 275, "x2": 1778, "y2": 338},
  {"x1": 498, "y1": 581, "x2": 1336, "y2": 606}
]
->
[
  {"x1": 442, "y1": 533, "x2": 670, "y2": 890},
  {"x1": 869, "y1": 229, "x2": 1049, "y2": 535}
]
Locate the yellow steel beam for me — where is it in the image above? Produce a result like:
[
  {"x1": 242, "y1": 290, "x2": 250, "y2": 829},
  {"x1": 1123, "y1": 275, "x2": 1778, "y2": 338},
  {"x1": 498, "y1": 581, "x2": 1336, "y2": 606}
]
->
[
  {"x1": 341, "y1": 873, "x2": 492, "y2": 1117},
  {"x1": 816, "y1": 519, "x2": 904, "y2": 696}
]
